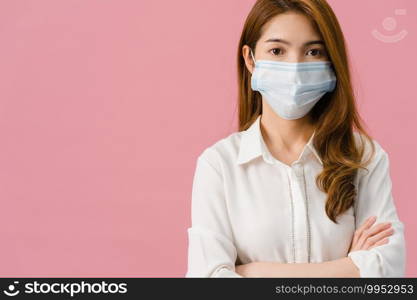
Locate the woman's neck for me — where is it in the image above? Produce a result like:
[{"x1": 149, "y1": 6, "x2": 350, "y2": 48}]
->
[{"x1": 260, "y1": 109, "x2": 316, "y2": 154}]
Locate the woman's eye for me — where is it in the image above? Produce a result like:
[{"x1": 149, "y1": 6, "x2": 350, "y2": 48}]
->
[
  {"x1": 307, "y1": 49, "x2": 324, "y2": 56},
  {"x1": 270, "y1": 48, "x2": 283, "y2": 56}
]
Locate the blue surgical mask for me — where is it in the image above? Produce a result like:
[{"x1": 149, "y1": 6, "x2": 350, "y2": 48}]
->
[{"x1": 250, "y1": 49, "x2": 337, "y2": 120}]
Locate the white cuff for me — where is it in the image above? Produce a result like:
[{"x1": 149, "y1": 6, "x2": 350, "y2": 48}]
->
[
  {"x1": 212, "y1": 266, "x2": 243, "y2": 278},
  {"x1": 348, "y1": 250, "x2": 384, "y2": 277}
]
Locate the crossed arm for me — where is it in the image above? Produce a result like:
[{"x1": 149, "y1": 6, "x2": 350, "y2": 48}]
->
[
  {"x1": 235, "y1": 257, "x2": 359, "y2": 278},
  {"x1": 234, "y1": 216, "x2": 393, "y2": 278}
]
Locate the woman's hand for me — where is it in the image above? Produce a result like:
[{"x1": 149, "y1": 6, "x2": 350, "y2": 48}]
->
[{"x1": 349, "y1": 215, "x2": 394, "y2": 252}]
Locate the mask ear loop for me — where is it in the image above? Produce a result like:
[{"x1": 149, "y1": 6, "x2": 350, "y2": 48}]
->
[{"x1": 250, "y1": 49, "x2": 256, "y2": 64}]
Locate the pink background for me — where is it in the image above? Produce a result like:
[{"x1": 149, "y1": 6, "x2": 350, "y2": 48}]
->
[{"x1": 0, "y1": 0, "x2": 415, "y2": 277}]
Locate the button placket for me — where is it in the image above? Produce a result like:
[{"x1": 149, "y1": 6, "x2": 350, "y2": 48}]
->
[
  {"x1": 286, "y1": 169, "x2": 296, "y2": 264},
  {"x1": 302, "y1": 166, "x2": 311, "y2": 263},
  {"x1": 288, "y1": 161, "x2": 310, "y2": 263},
  {"x1": 292, "y1": 162, "x2": 304, "y2": 178}
]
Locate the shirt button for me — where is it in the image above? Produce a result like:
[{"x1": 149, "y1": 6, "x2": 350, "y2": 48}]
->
[{"x1": 292, "y1": 163, "x2": 304, "y2": 177}]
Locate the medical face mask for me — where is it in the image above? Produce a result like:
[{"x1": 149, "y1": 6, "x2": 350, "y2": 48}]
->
[{"x1": 250, "y1": 49, "x2": 337, "y2": 120}]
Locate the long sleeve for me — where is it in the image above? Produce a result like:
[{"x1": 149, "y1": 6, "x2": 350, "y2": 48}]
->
[
  {"x1": 185, "y1": 150, "x2": 242, "y2": 278},
  {"x1": 348, "y1": 144, "x2": 406, "y2": 277}
]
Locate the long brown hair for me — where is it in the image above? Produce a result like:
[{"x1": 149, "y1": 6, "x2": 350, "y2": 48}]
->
[{"x1": 237, "y1": 0, "x2": 376, "y2": 224}]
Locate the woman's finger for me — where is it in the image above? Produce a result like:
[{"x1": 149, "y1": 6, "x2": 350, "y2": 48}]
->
[
  {"x1": 364, "y1": 227, "x2": 394, "y2": 249},
  {"x1": 352, "y1": 216, "x2": 376, "y2": 249},
  {"x1": 366, "y1": 222, "x2": 392, "y2": 239},
  {"x1": 353, "y1": 216, "x2": 377, "y2": 250},
  {"x1": 356, "y1": 221, "x2": 391, "y2": 250},
  {"x1": 368, "y1": 237, "x2": 389, "y2": 250}
]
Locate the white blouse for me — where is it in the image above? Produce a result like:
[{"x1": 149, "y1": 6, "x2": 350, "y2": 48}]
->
[{"x1": 185, "y1": 114, "x2": 406, "y2": 278}]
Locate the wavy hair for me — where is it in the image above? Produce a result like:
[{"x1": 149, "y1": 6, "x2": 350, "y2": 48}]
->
[{"x1": 236, "y1": 0, "x2": 376, "y2": 224}]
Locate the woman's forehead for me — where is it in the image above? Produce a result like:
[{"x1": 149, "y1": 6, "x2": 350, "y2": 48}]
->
[{"x1": 260, "y1": 12, "x2": 322, "y2": 44}]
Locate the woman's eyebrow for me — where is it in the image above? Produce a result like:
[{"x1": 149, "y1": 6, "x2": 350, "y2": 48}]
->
[{"x1": 264, "y1": 38, "x2": 324, "y2": 46}]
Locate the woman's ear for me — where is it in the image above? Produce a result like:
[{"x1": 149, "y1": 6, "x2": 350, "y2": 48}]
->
[{"x1": 242, "y1": 45, "x2": 255, "y2": 74}]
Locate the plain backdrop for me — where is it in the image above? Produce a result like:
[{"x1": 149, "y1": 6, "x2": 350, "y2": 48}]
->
[{"x1": 0, "y1": 0, "x2": 415, "y2": 277}]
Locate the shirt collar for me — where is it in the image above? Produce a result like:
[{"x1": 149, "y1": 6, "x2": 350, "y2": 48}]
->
[{"x1": 236, "y1": 114, "x2": 323, "y2": 166}]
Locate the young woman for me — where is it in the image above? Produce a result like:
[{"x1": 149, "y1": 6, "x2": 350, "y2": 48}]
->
[{"x1": 185, "y1": 0, "x2": 406, "y2": 277}]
